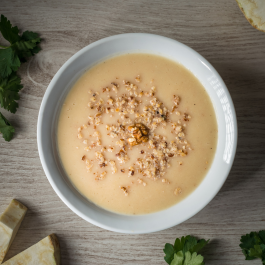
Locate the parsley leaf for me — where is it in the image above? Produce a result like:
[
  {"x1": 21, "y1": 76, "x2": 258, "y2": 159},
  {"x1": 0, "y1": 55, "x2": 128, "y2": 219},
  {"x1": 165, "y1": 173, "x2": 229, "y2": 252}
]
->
[
  {"x1": 0, "y1": 112, "x2": 15, "y2": 141},
  {"x1": 174, "y1": 236, "x2": 187, "y2": 253},
  {"x1": 0, "y1": 14, "x2": 41, "y2": 141},
  {"x1": 171, "y1": 252, "x2": 184, "y2": 265},
  {"x1": 164, "y1": 236, "x2": 209, "y2": 264},
  {"x1": 183, "y1": 251, "x2": 204, "y2": 265},
  {"x1": 0, "y1": 15, "x2": 41, "y2": 64},
  {"x1": 190, "y1": 239, "x2": 209, "y2": 253},
  {"x1": 183, "y1": 236, "x2": 198, "y2": 254},
  {"x1": 11, "y1": 39, "x2": 40, "y2": 62},
  {"x1": 0, "y1": 72, "x2": 23, "y2": 113},
  {"x1": 0, "y1": 14, "x2": 21, "y2": 44},
  {"x1": 12, "y1": 30, "x2": 41, "y2": 62},
  {"x1": 170, "y1": 251, "x2": 204, "y2": 265},
  {"x1": 164, "y1": 243, "x2": 176, "y2": 264},
  {"x1": 240, "y1": 230, "x2": 265, "y2": 263},
  {"x1": 0, "y1": 48, "x2": 20, "y2": 79}
]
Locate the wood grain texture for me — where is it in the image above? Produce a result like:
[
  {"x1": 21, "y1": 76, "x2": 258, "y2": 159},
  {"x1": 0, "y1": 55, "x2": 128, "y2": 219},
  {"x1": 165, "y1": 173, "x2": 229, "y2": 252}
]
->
[{"x1": 0, "y1": 0, "x2": 265, "y2": 264}]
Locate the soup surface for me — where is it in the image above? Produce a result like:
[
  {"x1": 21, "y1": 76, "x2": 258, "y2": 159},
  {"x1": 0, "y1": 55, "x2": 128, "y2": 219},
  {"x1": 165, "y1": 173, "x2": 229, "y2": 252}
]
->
[{"x1": 57, "y1": 53, "x2": 217, "y2": 215}]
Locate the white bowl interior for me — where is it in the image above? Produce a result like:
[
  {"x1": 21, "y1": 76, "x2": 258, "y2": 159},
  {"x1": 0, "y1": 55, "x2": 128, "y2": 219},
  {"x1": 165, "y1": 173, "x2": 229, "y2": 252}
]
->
[{"x1": 37, "y1": 33, "x2": 237, "y2": 234}]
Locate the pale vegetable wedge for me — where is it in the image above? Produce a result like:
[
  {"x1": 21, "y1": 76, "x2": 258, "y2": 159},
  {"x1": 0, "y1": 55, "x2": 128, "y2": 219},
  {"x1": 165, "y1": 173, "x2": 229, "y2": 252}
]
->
[
  {"x1": 3, "y1": 234, "x2": 60, "y2": 265},
  {"x1": 0, "y1": 199, "x2": 27, "y2": 264},
  {"x1": 236, "y1": 0, "x2": 265, "y2": 32}
]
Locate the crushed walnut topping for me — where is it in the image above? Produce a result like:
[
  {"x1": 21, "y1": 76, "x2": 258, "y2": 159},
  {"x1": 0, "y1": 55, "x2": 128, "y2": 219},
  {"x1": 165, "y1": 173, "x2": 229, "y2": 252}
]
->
[
  {"x1": 135, "y1": 75, "x2": 141, "y2": 83},
  {"x1": 120, "y1": 186, "x2": 128, "y2": 196},
  {"x1": 162, "y1": 178, "x2": 170, "y2": 184},
  {"x1": 127, "y1": 123, "x2": 149, "y2": 146},
  {"x1": 109, "y1": 160, "x2": 117, "y2": 174},
  {"x1": 128, "y1": 166, "x2": 135, "y2": 177},
  {"x1": 174, "y1": 187, "x2": 182, "y2": 195},
  {"x1": 137, "y1": 178, "x2": 146, "y2": 186},
  {"x1": 76, "y1": 75, "x2": 192, "y2": 196},
  {"x1": 95, "y1": 171, "x2": 107, "y2": 180},
  {"x1": 85, "y1": 159, "x2": 93, "y2": 172}
]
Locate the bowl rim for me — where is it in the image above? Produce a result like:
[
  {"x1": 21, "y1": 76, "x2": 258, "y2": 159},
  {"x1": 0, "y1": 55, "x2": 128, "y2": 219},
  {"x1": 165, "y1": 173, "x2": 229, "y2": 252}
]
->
[{"x1": 37, "y1": 33, "x2": 238, "y2": 234}]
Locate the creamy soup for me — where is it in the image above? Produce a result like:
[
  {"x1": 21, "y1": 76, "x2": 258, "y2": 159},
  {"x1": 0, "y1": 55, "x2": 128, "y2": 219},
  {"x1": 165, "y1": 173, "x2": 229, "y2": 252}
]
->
[{"x1": 57, "y1": 53, "x2": 217, "y2": 215}]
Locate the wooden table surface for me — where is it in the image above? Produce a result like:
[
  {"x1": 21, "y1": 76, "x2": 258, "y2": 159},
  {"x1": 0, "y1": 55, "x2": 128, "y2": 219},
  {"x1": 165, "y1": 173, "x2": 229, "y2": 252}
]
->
[{"x1": 1, "y1": 0, "x2": 265, "y2": 264}]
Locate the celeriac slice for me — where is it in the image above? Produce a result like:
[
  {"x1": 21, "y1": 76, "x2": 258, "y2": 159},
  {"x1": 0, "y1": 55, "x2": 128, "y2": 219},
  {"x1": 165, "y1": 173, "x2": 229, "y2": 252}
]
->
[
  {"x1": 3, "y1": 234, "x2": 60, "y2": 265},
  {"x1": 236, "y1": 0, "x2": 265, "y2": 32},
  {"x1": 0, "y1": 199, "x2": 27, "y2": 264}
]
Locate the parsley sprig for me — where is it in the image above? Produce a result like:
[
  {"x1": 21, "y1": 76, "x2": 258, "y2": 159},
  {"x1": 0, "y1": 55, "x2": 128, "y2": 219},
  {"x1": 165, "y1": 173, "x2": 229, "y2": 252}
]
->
[
  {"x1": 0, "y1": 14, "x2": 41, "y2": 141},
  {"x1": 240, "y1": 230, "x2": 265, "y2": 264},
  {"x1": 164, "y1": 235, "x2": 209, "y2": 265}
]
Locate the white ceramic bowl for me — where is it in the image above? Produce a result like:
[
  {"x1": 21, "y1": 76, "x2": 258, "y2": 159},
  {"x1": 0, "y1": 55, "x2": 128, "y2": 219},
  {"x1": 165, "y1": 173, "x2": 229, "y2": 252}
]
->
[{"x1": 37, "y1": 33, "x2": 237, "y2": 234}]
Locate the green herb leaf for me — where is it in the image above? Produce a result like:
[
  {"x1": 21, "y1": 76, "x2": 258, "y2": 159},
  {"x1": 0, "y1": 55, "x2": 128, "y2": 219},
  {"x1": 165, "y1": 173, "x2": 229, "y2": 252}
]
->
[
  {"x1": 183, "y1": 251, "x2": 204, "y2": 265},
  {"x1": 0, "y1": 48, "x2": 20, "y2": 79},
  {"x1": 0, "y1": 112, "x2": 15, "y2": 141},
  {"x1": 0, "y1": 14, "x2": 21, "y2": 44},
  {"x1": 240, "y1": 232, "x2": 262, "y2": 260},
  {"x1": 164, "y1": 236, "x2": 208, "y2": 264},
  {"x1": 0, "y1": 14, "x2": 42, "y2": 142},
  {"x1": 249, "y1": 245, "x2": 263, "y2": 259},
  {"x1": 183, "y1": 236, "x2": 198, "y2": 254},
  {"x1": 174, "y1": 236, "x2": 187, "y2": 253},
  {"x1": 0, "y1": 72, "x2": 23, "y2": 113},
  {"x1": 11, "y1": 30, "x2": 41, "y2": 62},
  {"x1": 259, "y1": 231, "x2": 265, "y2": 244},
  {"x1": 11, "y1": 38, "x2": 40, "y2": 62},
  {"x1": 0, "y1": 15, "x2": 41, "y2": 63},
  {"x1": 190, "y1": 239, "x2": 209, "y2": 253},
  {"x1": 22, "y1": 31, "x2": 41, "y2": 55},
  {"x1": 171, "y1": 251, "x2": 184, "y2": 265},
  {"x1": 164, "y1": 243, "x2": 176, "y2": 264},
  {"x1": 240, "y1": 230, "x2": 265, "y2": 263}
]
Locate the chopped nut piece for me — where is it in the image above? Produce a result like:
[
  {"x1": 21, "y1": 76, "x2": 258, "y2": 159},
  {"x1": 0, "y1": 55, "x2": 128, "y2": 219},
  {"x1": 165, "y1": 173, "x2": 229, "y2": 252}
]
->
[
  {"x1": 127, "y1": 123, "x2": 149, "y2": 146},
  {"x1": 173, "y1": 95, "x2": 180, "y2": 106},
  {"x1": 162, "y1": 178, "x2": 170, "y2": 184},
  {"x1": 107, "y1": 146, "x2": 114, "y2": 152},
  {"x1": 85, "y1": 160, "x2": 93, "y2": 171},
  {"x1": 93, "y1": 131, "x2": 100, "y2": 137},
  {"x1": 111, "y1": 82, "x2": 118, "y2": 92},
  {"x1": 174, "y1": 187, "x2": 182, "y2": 195},
  {"x1": 95, "y1": 171, "x2": 107, "y2": 180},
  {"x1": 99, "y1": 162, "x2": 107, "y2": 168},
  {"x1": 120, "y1": 186, "x2": 128, "y2": 196},
  {"x1": 84, "y1": 145, "x2": 91, "y2": 151},
  {"x1": 183, "y1": 113, "x2": 190, "y2": 121},
  {"x1": 82, "y1": 155, "x2": 86, "y2": 161},
  {"x1": 110, "y1": 160, "x2": 117, "y2": 174},
  {"x1": 95, "y1": 151, "x2": 105, "y2": 164},
  {"x1": 78, "y1": 133, "x2": 83, "y2": 139},
  {"x1": 135, "y1": 75, "x2": 141, "y2": 82},
  {"x1": 116, "y1": 149, "x2": 129, "y2": 163},
  {"x1": 128, "y1": 166, "x2": 135, "y2": 177}
]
